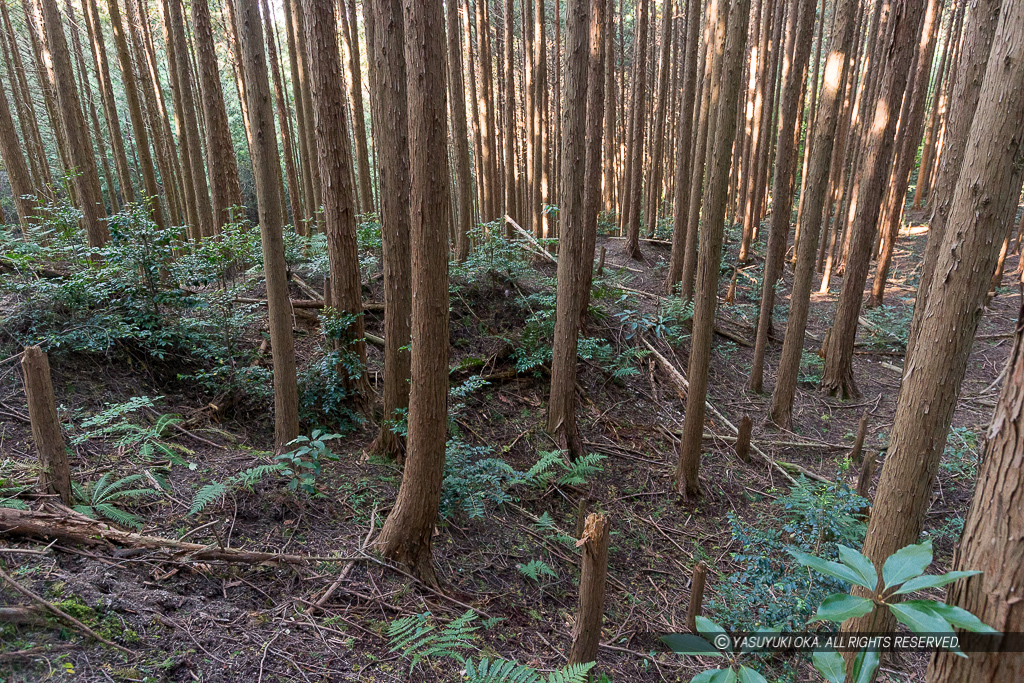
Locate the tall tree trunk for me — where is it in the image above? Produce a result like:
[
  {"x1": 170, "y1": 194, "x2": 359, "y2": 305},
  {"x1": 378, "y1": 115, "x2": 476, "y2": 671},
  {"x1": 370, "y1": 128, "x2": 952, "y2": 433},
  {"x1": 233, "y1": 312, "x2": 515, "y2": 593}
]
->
[
  {"x1": 792, "y1": 0, "x2": 826, "y2": 258},
  {"x1": 769, "y1": 0, "x2": 858, "y2": 428},
  {"x1": 302, "y1": 0, "x2": 372, "y2": 414},
  {"x1": 679, "y1": 0, "x2": 731, "y2": 302},
  {"x1": 340, "y1": 0, "x2": 373, "y2": 215},
  {"x1": 820, "y1": 0, "x2": 927, "y2": 399},
  {"x1": 476, "y1": 0, "x2": 499, "y2": 222},
  {"x1": 0, "y1": 63, "x2": 37, "y2": 227},
  {"x1": 377, "y1": 0, "x2": 452, "y2": 586},
  {"x1": 548, "y1": 0, "x2": 597, "y2": 459},
  {"x1": 37, "y1": 0, "x2": 107, "y2": 247},
  {"x1": 284, "y1": 0, "x2": 317, "y2": 230},
  {"x1": 926, "y1": 290, "x2": 1024, "y2": 683},
  {"x1": 533, "y1": 0, "x2": 548, "y2": 238},
  {"x1": 164, "y1": 0, "x2": 214, "y2": 238},
  {"x1": 643, "y1": 0, "x2": 672, "y2": 238},
  {"x1": 674, "y1": 0, "x2": 750, "y2": 499},
  {"x1": 747, "y1": 0, "x2": 816, "y2": 394},
  {"x1": 622, "y1": 0, "x2": 648, "y2": 260},
  {"x1": 262, "y1": 0, "x2": 304, "y2": 232},
  {"x1": 907, "y1": 0, "x2": 1001, "y2": 365},
  {"x1": 504, "y1": 0, "x2": 519, "y2": 224},
  {"x1": 192, "y1": 0, "x2": 242, "y2": 229},
  {"x1": 601, "y1": 1, "x2": 615, "y2": 215},
  {"x1": 233, "y1": 0, "x2": 300, "y2": 451},
  {"x1": 664, "y1": 0, "x2": 702, "y2": 292},
  {"x1": 869, "y1": 0, "x2": 943, "y2": 307},
  {"x1": 578, "y1": 0, "x2": 607, "y2": 323},
  {"x1": 365, "y1": 0, "x2": 412, "y2": 460},
  {"x1": 842, "y1": 0, "x2": 1024, "y2": 648},
  {"x1": 1, "y1": 0, "x2": 52, "y2": 194},
  {"x1": 83, "y1": 0, "x2": 134, "y2": 207},
  {"x1": 107, "y1": 0, "x2": 164, "y2": 229},
  {"x1": 448, "y1": 0, "x2": 474, "y2": 261},
  {"x1": 289, "y1": 0, "x2": 322, "y2": 226}
]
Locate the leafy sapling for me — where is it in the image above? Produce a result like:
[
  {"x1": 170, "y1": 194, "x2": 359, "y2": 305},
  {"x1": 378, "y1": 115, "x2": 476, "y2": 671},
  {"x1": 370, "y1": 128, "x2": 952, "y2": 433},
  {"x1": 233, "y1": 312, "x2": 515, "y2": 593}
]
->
[{"x1": 274, "y1": 429, "x2": 343, "y2": 493}]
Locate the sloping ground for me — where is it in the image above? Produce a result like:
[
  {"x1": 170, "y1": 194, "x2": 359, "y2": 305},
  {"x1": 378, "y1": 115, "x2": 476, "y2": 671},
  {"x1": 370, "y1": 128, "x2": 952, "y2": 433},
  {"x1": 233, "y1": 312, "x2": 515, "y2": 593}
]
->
[{"x1": 0, "y1": 222, "x2": 1015, "y2": 682}]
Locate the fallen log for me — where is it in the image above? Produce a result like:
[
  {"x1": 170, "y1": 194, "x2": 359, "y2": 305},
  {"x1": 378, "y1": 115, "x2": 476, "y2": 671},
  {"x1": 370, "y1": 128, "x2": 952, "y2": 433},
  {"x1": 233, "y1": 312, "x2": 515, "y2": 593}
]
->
[
  {"x1": 0, "y1": 507, "x2": 357, "y2": 566},
  {"x1": 234, "y1": 297, "x2": 385, "y2": 311}
]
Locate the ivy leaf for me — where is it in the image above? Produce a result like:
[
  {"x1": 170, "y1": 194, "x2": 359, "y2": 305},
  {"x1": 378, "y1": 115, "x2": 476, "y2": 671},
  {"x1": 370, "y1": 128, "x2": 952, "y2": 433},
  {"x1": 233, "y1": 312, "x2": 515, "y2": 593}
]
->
[
  {"x1": 921, "y1": 601, "x2": 999, "y2": 634},
  {"x1": 837, "y1": 545, "x2": 878, "y2": 591},
  {"x1": 661, "y1": 633, "x2": 723, "y2": 657},
  {"x1": 889, "y1": 601, "x2": 955, "y2": 635},
  {"x1": 850, "y1": 648, "x2": 880, "y2": 683},
  {"x1": 737, "y1": 665, "x2": 768, "y2": 683},
  {"x1": 788, "y1": 548, "x2": 873, "y2": 590},
  {"x1": 811, "y1": 594, "x2": 875, "y2": 623},
  {"x1": 893, "y1": 571, "x2": 981, "y2": 595},
  {"x1": 883, "y1": 540, "x2": 933, "y2": 589},
  {"x1": 812, "y1": 649, "x2": 846, "y2": 683}
]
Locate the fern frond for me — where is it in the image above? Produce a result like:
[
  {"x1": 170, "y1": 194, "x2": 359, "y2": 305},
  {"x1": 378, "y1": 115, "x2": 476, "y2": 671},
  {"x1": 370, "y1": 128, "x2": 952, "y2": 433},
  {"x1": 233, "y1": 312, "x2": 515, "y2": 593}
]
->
[
  {"x1": 0, "y1": 498, "x2": 29, "y2": 510},
  {"x1": 524, "y1": 451, "x2": 562, "y2": 486},
  {"x1": 190, "y1": 482, "x2": 227, "y2": 515},
  {"x1": 72, "y1": 504, "x2": 98, "y2": 519},
  {"x1": 388, "y1": 610, "x2": 479, "y2": 670},
  {"x1": 465, "y1": 658, "x2": 542, "y2": 683},
  {"x1": 94, "y1": 503, "x2": 144, "y2": 529},
  {"x1": 545, "y1": 662, "x2": 595, "y2": 683},
  {"x1": 557, "y1": 453, "x2": 606, "y2": 486}
]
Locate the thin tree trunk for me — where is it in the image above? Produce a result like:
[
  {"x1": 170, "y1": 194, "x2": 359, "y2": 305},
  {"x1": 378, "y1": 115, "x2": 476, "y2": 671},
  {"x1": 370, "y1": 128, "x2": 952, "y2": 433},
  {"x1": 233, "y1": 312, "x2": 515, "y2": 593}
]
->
[
  {"x1": 504, "y1": 0, "x2": 519, "y2": 224},
  {"x1": 107, "y1": 0, "x2": 164, "y2": 229},
  {"x1": 820, "y1": 0, "x2": 927, "y2": 399},
  {"x1": 284, "y1": 0, "x2": 316, "y2": 230},
  {"x1": 22, "y1": 347, "x2": 71, "y2": 505},
  {"x1": 548, "y1": 0, "x2": 597, "y2": 459},
  {"x1": 193, "y1": 0, "x2": 242, "y2": 229},
  {"x1": 747, "y1": 0, "x2": 816, "y2": 394},
  {"x1": 675, "y1": 0, "x2": 750, "y2": 499},
  {"x1": 643, "y1": 0, "x2": 673, "y2": 238},
  {"x1": 842, "y1": 0, "x2": 1024, "y2": 651},
  {"x1": 476, "y1": 0, "x2": 499, "y2": 222},
  {"x1": 448, "y1": 0, "x2": 474, "y2": 261},
  {"x1": 233, "y1": 0, "x2": 300, "y2": 452},
  {"x1": 338, "y1": 0, "x2": 372, "y2": 215},
  {"x1": 664, "y1": 0, "x2": 702, "y2": 292},
  {"x1": 377, "y1": 0, "x2": 452, "y2": 586},
  {"x1": 37, "y1": 0, "x2": 107, "y2": 246},
  {"x1": 0, "y1": 62, "x2": 37, "y2": 227},
  {"x1": 623, "y1": 0, "x2": 648, "y2": 259},
  {"x1": 769, "y1": 0, "x2": 858, "y2": 428}
]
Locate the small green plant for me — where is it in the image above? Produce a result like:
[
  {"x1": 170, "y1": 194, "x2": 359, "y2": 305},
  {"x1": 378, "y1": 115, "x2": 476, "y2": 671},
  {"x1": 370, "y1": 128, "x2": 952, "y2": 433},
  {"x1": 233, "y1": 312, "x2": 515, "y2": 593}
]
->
[
  {"x1": 526, "y1": 450, "x2": 607, "y2": 488},
  {"x1": 189, "y1": 463, "x2": 285, "y2": 515},
  {"x1": 388, "y1": 610, "x2": 594, "y2": 682},
  {"x1": 274, "y1": 429, "x2": 342, "y2": 493},
  {"x1": 941, "y1": 427, "x2": 980, "y2": 481},
  {"x1": 666, "y1": 540, "x2": 996, "y2": 683},
  {"x1": 517, "y1": 559, "x2": 557, "y2": 584},
  {"x1": 73, "y1": 473, "x2": 162, "y2": 529},
  {"x1": 72, "y1": 396, "x2": 193, "y2": 465},
  {"x1": 799, "y1": 349, "x2": 824, "y2": 384}
]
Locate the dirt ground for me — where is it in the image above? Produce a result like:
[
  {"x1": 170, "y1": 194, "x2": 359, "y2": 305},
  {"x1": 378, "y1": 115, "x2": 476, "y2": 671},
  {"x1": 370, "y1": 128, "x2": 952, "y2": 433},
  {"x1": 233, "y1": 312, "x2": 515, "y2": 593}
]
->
[{"x1": 0, "y1": 215, "x2": 1017, "y2": 682}]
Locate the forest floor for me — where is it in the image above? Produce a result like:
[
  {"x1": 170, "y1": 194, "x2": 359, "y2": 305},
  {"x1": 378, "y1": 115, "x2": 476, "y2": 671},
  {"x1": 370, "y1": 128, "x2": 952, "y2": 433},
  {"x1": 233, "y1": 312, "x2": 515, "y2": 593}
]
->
[{"x1": 0, "y1": 212, "x2": 1018, "y2": 683}]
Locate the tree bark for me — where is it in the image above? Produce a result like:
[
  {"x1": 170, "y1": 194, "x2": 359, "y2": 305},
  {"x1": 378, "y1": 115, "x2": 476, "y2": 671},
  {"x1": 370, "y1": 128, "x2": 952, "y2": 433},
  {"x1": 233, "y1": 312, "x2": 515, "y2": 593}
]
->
[
  {"x1": 769, "y1": 0, "x2": 858, "y2": 428},
  {"x1": 842, "y1": 0, "x2": 1024, "y2": 648},
  {"x1": 21, "y1": 346, "x2": 71, "y2": 505},
  {"x1": 339, "y1": 0, "x2": 373, "y2": 216},
  {"x1": 674, "y1": 0, "x2": 750, "y2": 499},
  {"x1": 365, "y1": 0, "x2": 412, "y2": 461},
  {"x1": 567, "y1": 512, "x2": 610, "y2": 665},
  {"x1": 303, "y1": 0, "x2": 372, "y2": 414},
  {"x1": 376, "y1": 0, "x2": 452, "y2": 585},
  {"x1": 0, "y1": 63, "x2": 38, "y2": 227},
  {"x1": 37, "y1": 0, "x2": 107, "y2": 247},
  {"x1": 192, "y1": 0, "x2": 242, "y2": 229},
  {"x1": 284, "y1": 0, "x2": 317, "y2": 230},
  {"x1": 622, "y1": 0, "x2": 648, "y2": 260},
  {"x1": 927, "y1": 287, "x2": 1024, "y2": 683},
  {"x1": 747, "y1": 0, "x2": 816, "y2": 394},
  {"x1": 907, "y1": 0, "x2": 1001, "y2": 366},
  {"x1": 448, "y1": 0, "x2": 474, "y2": 261},
  {"x1": 663, "y1": 0, "x2": 702, "y2": 292},
  {"x1": 820, "y1": 0, "x2": 927, "y2": 399},
  {"x1": 503, "y1": 0, "x2": 519, "y2": 224},
  {"x1": 106, "y1": 0, "x2": 164, "y2": 230},
  {"x1": 643, "y1": 0, "x2": 673, "y2": 238},
  {"x1": 234, "y1": 0, "x2": 300, "y2": 452},
  {"x1": 547, "y1": 0, "x2": 594, "y2": 459}
]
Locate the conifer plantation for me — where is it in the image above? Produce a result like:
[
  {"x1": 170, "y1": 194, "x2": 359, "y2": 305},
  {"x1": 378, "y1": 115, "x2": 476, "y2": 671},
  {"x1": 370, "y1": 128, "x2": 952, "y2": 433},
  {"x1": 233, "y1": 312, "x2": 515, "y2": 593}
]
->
[{"x1": 0, "y1": 0, "x2": 1022, "y2": 679}]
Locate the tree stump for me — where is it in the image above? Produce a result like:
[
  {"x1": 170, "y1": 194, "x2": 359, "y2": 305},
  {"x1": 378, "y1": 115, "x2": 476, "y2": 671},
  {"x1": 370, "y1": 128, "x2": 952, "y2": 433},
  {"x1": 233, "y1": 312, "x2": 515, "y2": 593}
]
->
[
  {"x1": 734, "y1": 415, "x2": 752, "y2": 463},
  {"x1": 567, "y1": 512, "x2": 610, "y2": 665},
  {"x1": 21, "y1": 346, "x2": 71, "y2": 505},
  {"x1": 686, "y1": 561, "x2": 707, "y2": 633}
]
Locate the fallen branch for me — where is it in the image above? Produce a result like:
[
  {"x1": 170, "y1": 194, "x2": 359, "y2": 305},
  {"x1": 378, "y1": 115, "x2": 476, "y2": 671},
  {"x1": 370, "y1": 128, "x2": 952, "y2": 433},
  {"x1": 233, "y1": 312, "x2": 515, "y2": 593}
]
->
[
  {"x1": 234, "y1": 297, "x2": 385, "y2": 311},
  {"x1": 0, "y1": 566, "x2": 133, "y2": 656},
  {"x1": 0, "y1": 507, "x2": 359, "y2": 566},
  {"x1": 504, "y1": 214, "x2": 558, "y2": 263}
]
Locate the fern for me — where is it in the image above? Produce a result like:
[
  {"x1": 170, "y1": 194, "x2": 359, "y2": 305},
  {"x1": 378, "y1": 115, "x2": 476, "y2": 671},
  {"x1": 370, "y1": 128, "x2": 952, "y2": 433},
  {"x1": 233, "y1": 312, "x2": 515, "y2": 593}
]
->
[
  {"x1": 465, "y1": 659, "x2": 595, "y2": 683},
  {"x1": 557, "y1": 453, "x2": 606, "y2": 486},
  {"x1": 188, "y1": 463, "x2": 285, "y2": 515},
  {"x1": 73, "y1": 473, "x2": 162, "y2": 529},
  {"x1": 517, "y1": 559, "x2": 557, "y2": 583},
  {"x1": 533, "y1": 512, "x2": 577, "y2": 548},
  {"x1": 388, "y1": 610, "x2": 479, "y2": 671}
]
